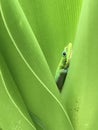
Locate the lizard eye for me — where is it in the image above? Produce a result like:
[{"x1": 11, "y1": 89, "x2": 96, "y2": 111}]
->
[{"x1": 62, "y1": 51, "x2": 66, "y2": 57}]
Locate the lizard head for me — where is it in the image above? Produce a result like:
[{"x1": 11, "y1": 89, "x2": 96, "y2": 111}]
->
[{"x1": 62, "y1": 42, "x2": 72, "y2": 69}]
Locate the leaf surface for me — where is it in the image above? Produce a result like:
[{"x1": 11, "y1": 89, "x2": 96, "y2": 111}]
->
[{"x1": 62, "y1": 0, "x2": 98, "y2": 129}]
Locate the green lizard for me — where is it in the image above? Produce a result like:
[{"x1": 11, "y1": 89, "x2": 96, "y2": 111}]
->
[{"x1": 55, "y1": 43, "x2": 72, "y2": 92}]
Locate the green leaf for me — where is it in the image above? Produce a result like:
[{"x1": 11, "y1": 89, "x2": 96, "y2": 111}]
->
[
  {"x1": 62, "y1": 0, "x2": 98, "y2": 129},
  {"x1": 0, "y1": 0, "x2": 73, "y2": 129},
  {"x1": 0, "y1": 54, "x2": 36, "y2": 130}
]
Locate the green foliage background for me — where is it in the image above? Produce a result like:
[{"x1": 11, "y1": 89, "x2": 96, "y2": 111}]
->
[{"x1": 0, "y1": 0, "x2": 98, "y2": 130}]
